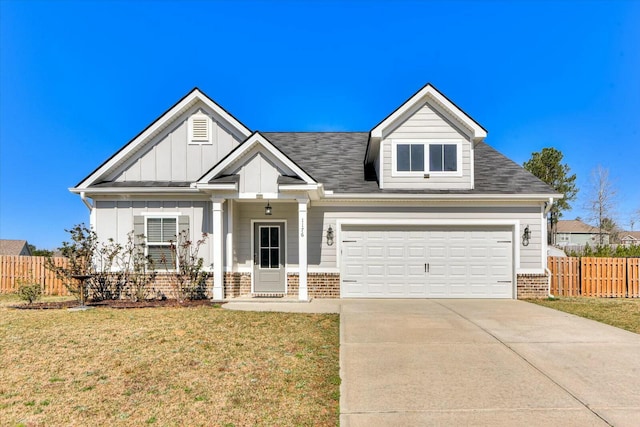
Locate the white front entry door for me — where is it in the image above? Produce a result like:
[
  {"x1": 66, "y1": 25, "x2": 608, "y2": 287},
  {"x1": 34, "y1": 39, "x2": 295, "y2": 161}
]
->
[{"x1": 341, "y1": 226, "x2": 514, "y2": 298}]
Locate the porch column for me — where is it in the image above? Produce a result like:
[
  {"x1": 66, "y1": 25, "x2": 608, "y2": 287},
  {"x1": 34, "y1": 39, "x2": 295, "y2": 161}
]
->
[
  {"x1": 298, "y1": 199, "x2": 308, "y2": 300},
  {"x1": 212, "y1": 198, "x2": 225, "y2": 300}
]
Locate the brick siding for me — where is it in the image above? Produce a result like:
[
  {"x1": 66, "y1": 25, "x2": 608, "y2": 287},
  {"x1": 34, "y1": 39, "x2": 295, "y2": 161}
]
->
[
  {"x1": 223, "y1": 273, "x2": 251, "y2": 299},
  {"x1": 516, "y1": 273, "x2": 549, "y2": 299},
  {"x1": 286, "y1": 273, "x2": 341, "y2": 298}
]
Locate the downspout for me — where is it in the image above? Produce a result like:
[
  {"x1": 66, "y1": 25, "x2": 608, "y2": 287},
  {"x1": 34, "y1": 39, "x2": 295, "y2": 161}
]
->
[
  {"x1": 544, "y1": 197, "x2": 554, "y2": 298},
  {"x1": 80, "y1": 192, "x2": 93, "y2": 211},
  {"x1": 544, "y1": 197, "x2": 554, "y2": 215}
]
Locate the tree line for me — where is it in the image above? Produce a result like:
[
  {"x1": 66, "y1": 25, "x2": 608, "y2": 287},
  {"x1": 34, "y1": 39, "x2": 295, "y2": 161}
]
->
[{"x1": 523, "y1": 147, "x2": 639, "y2": 248}]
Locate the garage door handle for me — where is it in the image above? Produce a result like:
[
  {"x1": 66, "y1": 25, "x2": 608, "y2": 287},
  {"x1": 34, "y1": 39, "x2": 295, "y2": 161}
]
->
[
  {"x1": 425, "y1": 263, "x2": 429, "y2": 273},
  {"x1": 497, "y1": 280, "x2": 512, "y2": 283},
  {"x1": 343, "y1": 279, "x2": 357, "y2": 283}
]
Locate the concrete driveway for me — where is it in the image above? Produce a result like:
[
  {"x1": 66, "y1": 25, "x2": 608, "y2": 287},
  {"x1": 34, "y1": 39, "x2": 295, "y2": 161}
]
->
[{"x1": 340, "y1": 299, "x2": 640, "y2": 427}]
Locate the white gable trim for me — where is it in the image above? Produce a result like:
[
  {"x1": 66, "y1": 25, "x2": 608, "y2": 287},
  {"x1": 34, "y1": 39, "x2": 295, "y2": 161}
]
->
[
  {"x1": 196, "y1": 132, "x2": 316, "y2": 185},
  {"x1": 370, "y1": 84, "x2": 487, "y2": 142},
  {"x1": 75, "y1": 88, "x2": 251, "y2": 190}
]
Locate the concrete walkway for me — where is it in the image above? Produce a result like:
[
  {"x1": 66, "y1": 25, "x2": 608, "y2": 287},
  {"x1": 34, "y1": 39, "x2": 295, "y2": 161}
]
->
[
  {"x1": 222, "y1": 297, "x2": 342, "y2": 313},
  {"x1": 340, "y1": 299, "x2": 640, "y2": 427}
]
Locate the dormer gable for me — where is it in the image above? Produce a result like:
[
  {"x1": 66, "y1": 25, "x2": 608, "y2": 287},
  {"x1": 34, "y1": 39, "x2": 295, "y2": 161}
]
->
[
  {"x1": 195, "y1": 132, "x2": 320, "y2": 197},
  {"x1": 366, "y1": 84, "x2": 487, "y2": 190},
  {"x1": 74, "y1": 88, "x2": 252, "y2": 190}
]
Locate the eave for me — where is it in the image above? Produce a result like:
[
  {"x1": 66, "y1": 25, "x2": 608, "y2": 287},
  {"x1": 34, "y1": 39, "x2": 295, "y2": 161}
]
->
[{"x1": 323, "y1": 192, "x2": 563, "y2": 202}]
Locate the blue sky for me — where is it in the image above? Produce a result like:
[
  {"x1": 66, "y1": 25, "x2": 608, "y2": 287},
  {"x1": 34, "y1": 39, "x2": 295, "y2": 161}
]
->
[{"x1": 1, "y1": 0, "x2": 639, "y2": 249}]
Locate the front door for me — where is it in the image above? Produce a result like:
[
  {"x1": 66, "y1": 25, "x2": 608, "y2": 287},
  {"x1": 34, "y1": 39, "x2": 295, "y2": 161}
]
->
[{"x1": 253, "y1": 222, "x2": 286, "y2": 293}]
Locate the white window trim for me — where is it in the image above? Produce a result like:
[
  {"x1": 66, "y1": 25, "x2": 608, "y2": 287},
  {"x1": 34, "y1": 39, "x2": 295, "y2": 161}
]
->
[
  {"x1": 391, "y1": 139, "x2": 463, "y2": 177},
  {"x1": 188, "y1": 111, "x2": 212, "y2": 145},
  {"x1": 145, "y1": 215, "x2": 180, "y2": 270}
]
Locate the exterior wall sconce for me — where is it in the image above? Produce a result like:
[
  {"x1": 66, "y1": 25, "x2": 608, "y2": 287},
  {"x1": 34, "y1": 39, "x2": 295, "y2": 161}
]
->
[
  {"x1": 522, "y1": 225, "x2": 531, "y2": 246},
  {"x1": 265, "y1": 201, "x2": 272, "y2": 216},
  {"x1": 326, "y1": 225, "x2": 334, "y2": 246}
]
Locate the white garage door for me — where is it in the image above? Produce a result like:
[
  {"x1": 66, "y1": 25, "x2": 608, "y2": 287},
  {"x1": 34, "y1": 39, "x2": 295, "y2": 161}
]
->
[{"x1": 341, "y1": 226, "x2": 514, "y2": 298}]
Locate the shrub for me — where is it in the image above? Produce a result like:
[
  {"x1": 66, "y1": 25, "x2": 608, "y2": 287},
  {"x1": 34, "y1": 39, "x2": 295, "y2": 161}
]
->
[
  {"x1": 46, "y1": 223, "x2": 98, "y2": 302},
  {"x1": 16, "y1": 281, "x2": 42, "y2": 304},
  {"x1": 159, "y1": 230, "x2": 209, "y2": 301}
]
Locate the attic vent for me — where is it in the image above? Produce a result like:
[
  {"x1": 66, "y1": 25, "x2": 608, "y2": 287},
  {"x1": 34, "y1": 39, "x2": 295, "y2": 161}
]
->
[{"x1": 188, "y1": 112, "x2": 212, "y2": 144}]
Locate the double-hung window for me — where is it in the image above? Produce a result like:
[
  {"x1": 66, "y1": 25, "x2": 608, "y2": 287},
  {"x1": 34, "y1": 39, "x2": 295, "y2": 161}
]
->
[
  {"x1": 146, "y1": 217, "x2": 178, "y2": 268},
  {"x1": 393, "y1": 140, "x2": 462, "y2": 176}
]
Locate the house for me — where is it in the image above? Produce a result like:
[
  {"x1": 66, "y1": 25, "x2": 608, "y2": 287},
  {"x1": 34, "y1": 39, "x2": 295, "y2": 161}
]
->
[
  {"x1": 620, "y1": 231, "x2": 640, "y2": 247},
  {"x1": 556, "y1": 219, "x2": 610, "y2": 246},
  {"x1": 0, "y1": 239, "x2": 33, "y2": 256},
  {"x1": 71, "y1": 84, "x2": 561, "y2": 300}
]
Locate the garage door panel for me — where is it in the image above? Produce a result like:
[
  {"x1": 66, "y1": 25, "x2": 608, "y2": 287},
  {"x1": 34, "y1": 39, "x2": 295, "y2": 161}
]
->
[{"x1": 341, "y1": 227, "x2": 513, "y2": 298}]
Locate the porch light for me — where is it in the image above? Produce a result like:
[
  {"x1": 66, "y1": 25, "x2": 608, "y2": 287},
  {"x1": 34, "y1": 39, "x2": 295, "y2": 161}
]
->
[
  {"x1": 265, "y1": 201, "x2": 272, "y2": 216},
  {"x1": 522, "y1": 225, "x2": 531, "y2": 246},
  {"x1": 326, "y1": 225, "x2": 334, "y2": 246}
]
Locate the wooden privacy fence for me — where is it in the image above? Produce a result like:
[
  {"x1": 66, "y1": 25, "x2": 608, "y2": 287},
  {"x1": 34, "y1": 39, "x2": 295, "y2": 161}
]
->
[
  {"x1": 548, "y1": 256, "x2": 640, "y2": 298},
  {"x1": 0, "y1": 256, "x2": 71, "y2": 295}
]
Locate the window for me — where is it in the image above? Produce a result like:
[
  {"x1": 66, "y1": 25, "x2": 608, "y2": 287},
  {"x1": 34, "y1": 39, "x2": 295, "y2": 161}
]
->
[
  {"x1": 146, "y1": 217, "x2": 177, "y2": 268},
  {"x1": 392, "y1": 140, "x2": 461, "y2": 176},
  {"x1": 259, "y1": 226, "x2": 280, "y2": 269},
  {"x1": 396, "y1": 144, "x2": 424, "y2": 172},
  {"x1": 188, "y1": 112, "x2": 212, "y2": 144},
  {"x1": 429, "y1": 144, "x2": 457, "y2": 172}
]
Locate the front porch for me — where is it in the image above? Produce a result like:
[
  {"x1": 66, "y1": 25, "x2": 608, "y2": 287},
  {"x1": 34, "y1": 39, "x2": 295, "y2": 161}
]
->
[
  {"x1": 208, "y1": 197, "x2": 336, "y2": 301},
  {"x1": 222, "y1": 271, "x2": 340, "y2": 300}
]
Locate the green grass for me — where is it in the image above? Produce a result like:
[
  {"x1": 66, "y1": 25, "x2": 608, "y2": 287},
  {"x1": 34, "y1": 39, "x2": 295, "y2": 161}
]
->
[
  {"x1": 529, "y1": 297, "x2": 640, "y2": 334},
  {"x1": 0, "y1": 303, "x2": 340, "y2": 426},
  {"x1": 0, "y1": 293, "x2": 75, "y2": 307}
]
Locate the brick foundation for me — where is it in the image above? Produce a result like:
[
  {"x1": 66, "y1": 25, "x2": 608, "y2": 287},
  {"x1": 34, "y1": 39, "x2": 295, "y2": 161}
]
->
[
  {"x1": 150, "y1": 273, "x2": 214, "y2": 299},
  {"x1": 286, "y1": 273, "x2": 341, "y2": 298},
  {"x1": 517, "y1": 273, "x2": 549, "y2": 299},
  {"x1": 223, "y1": 272, "x2": 251, "y2": 299}
]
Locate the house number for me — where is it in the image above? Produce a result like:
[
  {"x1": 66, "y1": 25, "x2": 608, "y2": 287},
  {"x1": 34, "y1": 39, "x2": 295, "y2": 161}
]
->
[{"x1": 300, "y1": 218, "x2": 305, "y2": 237}]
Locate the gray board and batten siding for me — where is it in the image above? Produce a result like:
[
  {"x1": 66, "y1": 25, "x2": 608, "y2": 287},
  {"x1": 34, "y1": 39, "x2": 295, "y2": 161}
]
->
[
  {"x1": 381, "y1": 102, "x2": 473, "y2": 190},
  {"x1": 106, "y1": 103, "x2": 244, "y2": 184}
]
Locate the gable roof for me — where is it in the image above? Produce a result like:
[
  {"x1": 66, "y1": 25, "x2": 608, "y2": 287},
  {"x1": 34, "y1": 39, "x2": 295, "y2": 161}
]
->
[
  {"x1": 556, "y1": 220, "x2": 606, "y2": 234},
  {"x1": 620, "y1": 231, "x2": 640, "y2": 241},
  {"x1": 0, "y1": 239, "x2": 32, "y2": 256},
  {"x1": 73, "y1": 88, "x2": 252, "y2": 190},
  {"x1": 196, "y1": 132, "x2": 317, "y2": 186},
  {"x1": 370, "y1": 83, "x2": 487, "y2": 139},
  {"x1": 265, "y1": 133, "x2": 558, "y2": 195}
]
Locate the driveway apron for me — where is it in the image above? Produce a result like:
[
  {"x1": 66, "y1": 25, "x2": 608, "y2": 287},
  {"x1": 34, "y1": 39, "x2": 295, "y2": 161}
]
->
[{"x1": 340, "y1": 299, "x2": 640, "y2": 427}]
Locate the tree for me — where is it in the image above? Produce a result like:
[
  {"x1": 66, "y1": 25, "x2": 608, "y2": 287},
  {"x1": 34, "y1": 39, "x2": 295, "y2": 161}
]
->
[
  {"x1": 28, "y1": 244, "x2": 54, "y2": 257},
  {"x1": 585, "y1": 165, "x2": 617, "y2": 245},
  {"x1": 523, "y1": 147, "x2": 578, "y2": 244},
  {"x1": 601, "y1": 217, "x2": 619, "y2": 244}
]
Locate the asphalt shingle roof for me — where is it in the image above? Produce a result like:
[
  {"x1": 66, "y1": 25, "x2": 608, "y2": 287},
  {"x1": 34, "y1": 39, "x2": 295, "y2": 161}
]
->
[
  {"x1": 0, "y1": 239, "x2": 31, "y2": 256},
  {"x1": 263, "y1": 132, "x2": 556, "y2": 195}
]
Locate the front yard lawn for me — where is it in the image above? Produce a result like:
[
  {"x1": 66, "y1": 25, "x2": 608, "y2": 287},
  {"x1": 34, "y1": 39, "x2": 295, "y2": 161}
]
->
[
  {"x1": 529, "y1": 297, "x2": 640, "y2": 334},
  {"x1": 0, "y1": 301, "x2": 340, "y2": 426}
]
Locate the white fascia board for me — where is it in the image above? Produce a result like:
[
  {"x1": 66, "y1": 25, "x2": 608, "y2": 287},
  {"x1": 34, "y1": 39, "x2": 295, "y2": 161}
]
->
[
  {"x1": 323, "y1": 192, "x2": 563, "y2": 201},
  {"x1": 69, "y1": 187, "x2": 201, "y2": 195},
  {"x1": 197, "y1": 133, "x2": 316, "y2": 185},
  {"x1": 278, "y1": 184, "x2": 321, "y2": 191},
  {"x1": 75, "y1": 89, "x2": 251, "y2": 190},
  {"x1": 193, "y1": 183, "x2": 238, "y2": 191},
  {"x1": 370, "y1": 84, "x2": 487, "y2": 141}
]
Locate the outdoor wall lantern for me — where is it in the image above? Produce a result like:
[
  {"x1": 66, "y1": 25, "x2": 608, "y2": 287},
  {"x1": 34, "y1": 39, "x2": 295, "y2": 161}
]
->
[
  {"x1": 326, "y1": 225, "x2": 334, "y2": 246},
  {"x1": 265, "y1": 201, "x2": 272, "y2": 216},
  {"x1": 522, "y1": 225, "x2": 531, "y2": 246}
]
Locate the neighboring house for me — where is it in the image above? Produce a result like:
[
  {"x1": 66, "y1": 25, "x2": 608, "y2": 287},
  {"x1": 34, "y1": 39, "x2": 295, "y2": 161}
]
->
[
  {"x1": 0, "y1": 239, "x2": 33, "y2": 256},
  {"x1": 556, "y1": 219, "x2": 610, "y2": 246},
  {"x1": 71, "y1": 84, "x2": 561, "y2": 300},
  {"x1": 620, "y1": 231, "x2": 640, "y2": 247}
]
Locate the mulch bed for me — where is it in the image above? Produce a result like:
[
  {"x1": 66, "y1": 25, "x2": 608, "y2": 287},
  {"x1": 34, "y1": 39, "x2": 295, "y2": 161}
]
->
[{"x1": 12, "y1": 299, "x2": 219, "y2": 310}]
